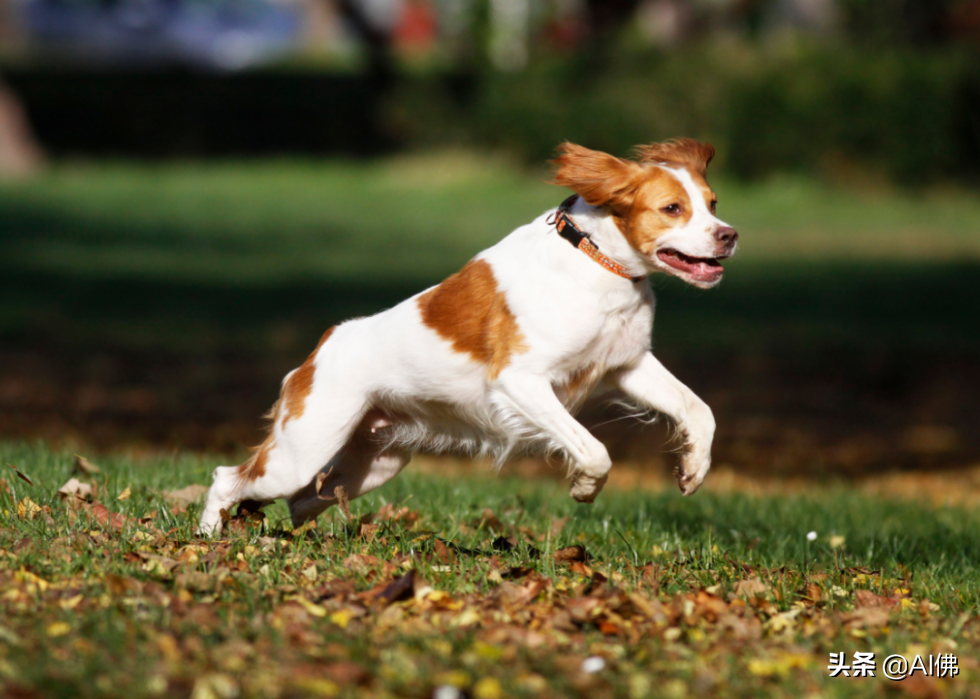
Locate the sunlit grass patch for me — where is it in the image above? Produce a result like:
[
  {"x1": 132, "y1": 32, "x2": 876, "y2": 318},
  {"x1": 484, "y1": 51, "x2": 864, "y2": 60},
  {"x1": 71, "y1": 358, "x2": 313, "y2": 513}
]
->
[{"x1": 1, "y1": 441, "x2": 979, "y2": 697}]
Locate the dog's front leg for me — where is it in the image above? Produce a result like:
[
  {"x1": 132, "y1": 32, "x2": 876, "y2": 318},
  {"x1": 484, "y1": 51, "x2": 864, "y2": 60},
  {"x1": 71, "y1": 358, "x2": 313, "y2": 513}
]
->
[
  {"x1": 496, "y1": 374, "x2": 612, "y2": 503},
  {"x1": 610, "y1": 353, "x2": 716, "y2": 495}
]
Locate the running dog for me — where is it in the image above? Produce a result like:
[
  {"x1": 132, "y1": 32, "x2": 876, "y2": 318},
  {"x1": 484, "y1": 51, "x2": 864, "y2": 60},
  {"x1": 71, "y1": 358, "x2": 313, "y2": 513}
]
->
[{"x1": 199, "y1": 139, "x2": 738, "y2": 535}]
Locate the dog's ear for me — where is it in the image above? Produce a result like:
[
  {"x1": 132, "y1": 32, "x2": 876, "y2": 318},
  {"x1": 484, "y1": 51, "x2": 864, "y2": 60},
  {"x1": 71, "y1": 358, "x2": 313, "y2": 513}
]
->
[
  {"x1": 550, "y1": 142, "x2": 644, "y2": 213},
  {"x1": 633, "y1": 138, "x2": 715, "y2": 177}
]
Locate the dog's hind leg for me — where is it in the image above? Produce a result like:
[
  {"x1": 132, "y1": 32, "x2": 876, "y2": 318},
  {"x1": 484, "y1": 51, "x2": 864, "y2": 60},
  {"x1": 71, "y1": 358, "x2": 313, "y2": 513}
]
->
[
  {"x1": 286, "y1": 413, "x2": 412, "y2": 527},
  {"x1": 198, "y1": 384, "x2": 372, "y2": 536}
]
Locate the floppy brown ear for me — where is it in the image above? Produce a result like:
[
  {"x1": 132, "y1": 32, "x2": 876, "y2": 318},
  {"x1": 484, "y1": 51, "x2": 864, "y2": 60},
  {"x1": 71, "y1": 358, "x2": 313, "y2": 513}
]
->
[{"x1": 550, "y1": 142, "x2": 644, "y2": 212}]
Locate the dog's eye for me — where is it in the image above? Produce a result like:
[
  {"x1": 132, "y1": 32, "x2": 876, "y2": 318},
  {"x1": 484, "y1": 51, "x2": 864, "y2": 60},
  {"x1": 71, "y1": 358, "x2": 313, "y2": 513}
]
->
[
  {"x1": 662, "y1": 204, "x2": 681, "y2": 215},
  {"x1": 710, "y1": 200, "x2": 717, "y2": 213}
]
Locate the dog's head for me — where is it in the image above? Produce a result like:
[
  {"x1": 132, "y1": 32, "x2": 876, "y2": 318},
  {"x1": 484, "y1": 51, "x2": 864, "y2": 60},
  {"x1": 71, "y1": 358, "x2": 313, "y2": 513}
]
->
[{"x1": 551, "y1": 139, "x2": 737, "y2": 288}]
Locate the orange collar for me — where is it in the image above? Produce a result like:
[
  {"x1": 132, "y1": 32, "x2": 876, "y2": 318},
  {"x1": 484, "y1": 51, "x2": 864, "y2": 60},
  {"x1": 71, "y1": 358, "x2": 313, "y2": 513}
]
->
[{"x1": 550, "y1": 196, "x2": 647, "y2": 283}]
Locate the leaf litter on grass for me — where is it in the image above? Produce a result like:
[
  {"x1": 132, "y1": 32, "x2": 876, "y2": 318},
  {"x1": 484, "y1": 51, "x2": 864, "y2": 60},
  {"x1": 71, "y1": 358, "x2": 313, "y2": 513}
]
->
[{"x1": 1, "y1": 448, "x2": 980, "y2": 698}]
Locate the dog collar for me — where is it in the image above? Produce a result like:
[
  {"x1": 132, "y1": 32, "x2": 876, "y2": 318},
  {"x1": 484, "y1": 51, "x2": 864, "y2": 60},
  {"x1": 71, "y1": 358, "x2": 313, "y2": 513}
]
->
[{"x1": 550, "y1": 195, "x2": 647, "y2": 283}]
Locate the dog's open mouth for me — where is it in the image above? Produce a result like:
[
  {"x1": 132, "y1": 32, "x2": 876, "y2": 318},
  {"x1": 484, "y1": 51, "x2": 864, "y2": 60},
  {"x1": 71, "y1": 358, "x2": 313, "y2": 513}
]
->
[{"x1": 656, "y1": 249, "x2": 725, "y2": 283}]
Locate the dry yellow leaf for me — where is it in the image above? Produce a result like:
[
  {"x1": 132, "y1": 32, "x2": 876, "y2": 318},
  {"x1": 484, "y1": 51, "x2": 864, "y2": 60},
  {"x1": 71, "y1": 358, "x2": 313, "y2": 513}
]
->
[
  {"x1": 329, "y1": 609, "x2": 355, "y2": 628},
  {"x1": 473, "y1": 677, "x2": 502, "y2": 699},
  {"x1": 117, "y1": 487, "x2": 132, "y2": 501},
  {"x1": 16, "y1": 497, "x2": 41, "y2": 519},
  {"x1": 14, "y1": 569, "x2": 48, "y2": 593},
  {"x1": 452, "y1": 608, "x2": 482, "y2": 628},
  {"x1": 284, "y1": 595, "x2": 326, "y2": 618},
  {"x1": 747, "y1": 652, "x2": 810, "y2": 677},
  {"x1": 46, "y1": 622, "x2": 71, "y2": 638},
  {"x1": 290, "y1": 678, "x2": 339, "y2": 697},
  {"x1": 59, "y1": 594, "x2": 84, "y2": 611}
]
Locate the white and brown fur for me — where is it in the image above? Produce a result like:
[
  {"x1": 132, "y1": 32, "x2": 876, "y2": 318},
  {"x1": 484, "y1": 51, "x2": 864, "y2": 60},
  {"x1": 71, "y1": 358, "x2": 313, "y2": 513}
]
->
[{"x1": 199, "y1": 139, "x2": 739, "y2": 536}]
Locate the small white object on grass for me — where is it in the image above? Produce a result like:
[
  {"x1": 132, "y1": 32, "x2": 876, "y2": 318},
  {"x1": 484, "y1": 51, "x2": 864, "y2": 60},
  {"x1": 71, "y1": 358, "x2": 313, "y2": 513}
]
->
[
  {"x1": 807, "y1": 531, "x2": 818, "y2": 541},
  {"x1": 582, "y1": 656, "x2": 606, "y2": 674},
  {"x1": 433, "y1": 686, "x2": 461, "y2": 699}
]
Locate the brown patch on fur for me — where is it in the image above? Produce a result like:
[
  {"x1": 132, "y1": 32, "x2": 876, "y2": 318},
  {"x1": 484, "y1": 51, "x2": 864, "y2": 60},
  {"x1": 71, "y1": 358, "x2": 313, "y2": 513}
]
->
[
  {"x1": 239, "y1": 437, "x2": 274, "y2": 482},
  {"x1": 238, "y1": 326, "x2": 337, "y2": 482},
  {"x1": 633, "y1": 138, "x2": 715, "y2": 177},
  {"x1": 417, "y1": 259, "x2": 528, "y2": 380},
  {"x1": 281, "y1": 326, "x2": 336, "y2": 428},
  {"x1": 626, "y1": 170, "x2": 695, "y2": 255},
  {"x1": 635, "y1": 139, "x2": 717, "y2": 213}
]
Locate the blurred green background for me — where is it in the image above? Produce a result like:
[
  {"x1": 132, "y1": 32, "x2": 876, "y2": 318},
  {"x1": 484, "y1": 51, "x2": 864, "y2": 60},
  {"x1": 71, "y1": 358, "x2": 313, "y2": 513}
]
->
[{"x1": 0, "y1": 0, "x2": 978, "y2": 481}]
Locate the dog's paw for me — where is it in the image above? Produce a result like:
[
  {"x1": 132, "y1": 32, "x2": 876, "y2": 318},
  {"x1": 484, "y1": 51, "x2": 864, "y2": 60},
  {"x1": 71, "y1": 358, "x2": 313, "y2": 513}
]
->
[
  {"x1": 195, "y1": 517, "x2": 223, "y2": 538},
  {"x1": 569, "y1": 473, "x2": 607, "y2": 503},
  {"x1": 675, "y1": 453, "x2": 710, "y2": 496}
]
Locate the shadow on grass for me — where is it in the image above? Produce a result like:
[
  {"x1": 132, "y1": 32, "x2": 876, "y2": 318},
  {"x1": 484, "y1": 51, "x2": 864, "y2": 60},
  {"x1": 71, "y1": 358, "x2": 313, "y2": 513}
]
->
[
  {"x1": 3, "y1": 259, "x2": 980, "y2": 353},
  {"x1": 1, "y1": 222, "x2": 979, "y2": 473}
]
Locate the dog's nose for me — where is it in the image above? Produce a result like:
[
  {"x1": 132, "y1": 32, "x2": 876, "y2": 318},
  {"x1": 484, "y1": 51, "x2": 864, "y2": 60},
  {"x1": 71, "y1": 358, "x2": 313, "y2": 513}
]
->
[{"x1": 713, "y1": 226, "x2": 738, "y2": 245}]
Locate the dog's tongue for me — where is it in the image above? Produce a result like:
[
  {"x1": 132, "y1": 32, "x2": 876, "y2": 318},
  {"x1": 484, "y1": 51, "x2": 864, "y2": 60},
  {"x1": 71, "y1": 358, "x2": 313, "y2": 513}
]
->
[{"x1": 657, "y1": 250, "x2": 723, "y2": 282}]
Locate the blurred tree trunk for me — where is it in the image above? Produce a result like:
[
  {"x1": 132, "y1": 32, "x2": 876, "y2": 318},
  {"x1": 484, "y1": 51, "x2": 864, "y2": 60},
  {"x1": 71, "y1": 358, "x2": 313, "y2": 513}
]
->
[
  {"x1": 578, "y1": 0, "x2": 641, "y2": 73},
  {"x1": 335, "y1": 0, "x2": 394, "y2": 85},
  {"x1": 0, "y1": 77, "x2": 45, "y2": 177}
]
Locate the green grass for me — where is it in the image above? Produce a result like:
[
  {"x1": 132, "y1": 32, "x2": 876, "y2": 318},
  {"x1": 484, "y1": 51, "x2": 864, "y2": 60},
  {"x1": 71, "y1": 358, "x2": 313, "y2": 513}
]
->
[
  {"x1": 2, "y1": 154, "x2": 979, "y2": 285},
  {"x1": 2, "y1": 153, "x2": 979, "y2": 355},
  {"x1": 2, "y1": 441, "x2": 979, "y2": 697}
]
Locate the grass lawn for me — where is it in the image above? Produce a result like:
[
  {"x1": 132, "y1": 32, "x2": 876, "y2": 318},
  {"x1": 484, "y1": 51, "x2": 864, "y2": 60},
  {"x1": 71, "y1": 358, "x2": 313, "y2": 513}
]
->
[
  {"x1": 2, "y1": 153, "x2": 979, "y2": 355},
  {"x1": 3, "y1": 153, "x2": 980, "y2": 284},
  {"x1": 2, "y1": 441, "x2": 979, "y2": 698},
  {"x1": 1, "y1": 156, "x2": 979, "y2": 697}
]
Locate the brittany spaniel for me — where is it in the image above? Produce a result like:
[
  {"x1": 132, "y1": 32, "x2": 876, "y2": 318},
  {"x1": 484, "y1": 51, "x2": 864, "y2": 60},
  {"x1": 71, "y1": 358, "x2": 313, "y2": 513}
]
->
[{"x1": 199, "y1": 139, "x2": 738, "y2": 535}]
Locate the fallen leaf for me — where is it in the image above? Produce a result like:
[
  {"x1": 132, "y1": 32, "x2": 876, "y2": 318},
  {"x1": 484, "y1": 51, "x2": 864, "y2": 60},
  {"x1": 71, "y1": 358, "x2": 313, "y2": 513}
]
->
[
  {"x1": 8, "y1": 463, "x2": 34, "y2": 486},
  {"x1": 16, "y1": 497, "x2": 42, "y2": 519},
  {"x1": 855, "y1": 589, "x2": 900, "y2": 609},
  {"x1": 46, "y1": 622, "x2": 71, "y2": 638},
  {"x1": 162, "y1": 484, "x2": 209, "y2": 510},
  {"x1": 330, "y1": 608, "x2": 356, "y2": 629},
  {"x1": 175, "y1": 571, "x2": 214, "y2": 593},
  {"x1": 85, "y1": 502, "x2": 130, "y2": 531},
  {"x1": 747, "y1": 652, "x2": 810, "y2": 677},
  {"x1": 358, "y1": 523, "x2": 381, "y2": 542},
  {"x1": 433, "y1": 539, "x2": 455, "y2": 563},
  {"x1": 479, "y1": 508, "x2": 505, "y2": 533},
  {"x1": 375, "y1": 503, "x2": 420, "y2": 527},
  {"x1": 375, "y1": 570, "x2": 416, "y2": 605},
  {"x1": 343, "y1": 554, "x2": 380, "y2": 573},
  {"x1": 844, "y1": 606, "x2": 891, "y2": 629},
  {"x1": 285, "y1": 596, "x2": 327, "y2": 618},
  {"x1": 554, "y1": 545, "x2": 587, "y2": 563},
  {"x1": 733, "y1": 578, "x2": 769, "y2": 598},
  {"x1": 117, "y1": 486, "x2": 132, "y2": 501},
  {"x1": 320, "y1": 662, "x2": 369, "y2": 686},
  {"x1": 72, "y1": 455, "x2": 101, "y2": 475},
  {"x1": 105, "y1": 574, "x2": 141, "y2": 596},
  {"x1": 59, "y1": 594, "x2": 84, "y2": 611},
  {"x1": 334, "y1": 485, "x2": 352, "y2": 521},
  {"x1": 192, "y1": 674, "x2": 239, "y2": 699},
  {"x1": 58, "y1": 478, "x2": 94, "y2": 504}
]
